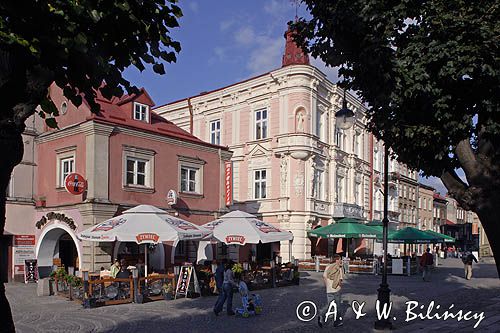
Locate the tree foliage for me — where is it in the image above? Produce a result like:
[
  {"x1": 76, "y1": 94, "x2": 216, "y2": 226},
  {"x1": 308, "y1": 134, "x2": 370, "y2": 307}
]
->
[
  {"x1": 292, "y1": 0, "x2": 499, "y2": 178},
  {"x1": 0, "y1": 0, "x2": 182, "y2": 128},
  {"x1": 0, "y1": 2, "x2": 183, "y2": 331},
  {"x1": 292, "y1": 0, "x2": 500, "y2": 274}
]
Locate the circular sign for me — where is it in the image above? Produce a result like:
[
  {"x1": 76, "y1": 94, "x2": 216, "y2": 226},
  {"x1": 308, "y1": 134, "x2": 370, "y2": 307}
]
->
[
  {"x1": 166, "y1": 189, "x2": 177, "y2": 205},
  {"x1": 64, "y1": 173, "x2": 87, "y2": 195}
]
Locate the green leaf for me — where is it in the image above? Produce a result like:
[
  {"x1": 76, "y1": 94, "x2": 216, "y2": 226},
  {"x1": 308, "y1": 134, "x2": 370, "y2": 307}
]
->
[{"x1": 45, "y1": 118, "x2": 59, "y2": 129}]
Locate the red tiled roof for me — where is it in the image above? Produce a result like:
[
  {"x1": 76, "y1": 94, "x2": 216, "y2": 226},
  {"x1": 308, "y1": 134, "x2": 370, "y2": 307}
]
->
[{"x1": 89, "y1": 91, "x2": 228, "y2": 150}]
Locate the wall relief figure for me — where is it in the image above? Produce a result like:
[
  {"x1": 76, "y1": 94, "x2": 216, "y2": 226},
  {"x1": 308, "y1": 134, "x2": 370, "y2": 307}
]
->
[
  {"x1": 296, "y1": 111, "x2": 305, "y2": 132},
  {"x1": 280, "y1": 155, "x2": 288, "y2": 195}
]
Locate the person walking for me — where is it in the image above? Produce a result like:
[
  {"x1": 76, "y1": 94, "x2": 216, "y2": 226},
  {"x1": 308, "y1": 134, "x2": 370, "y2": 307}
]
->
[
  {"x1": 212, "y1": 260, "x2": 226, "y2": 314},
  {"x1": 420, "y1": 248, "x2": 433, "y2": 281},
  {"x1": 318, "y1": 254, "x2": 343, "y2": 328},
  {"x1": 463, "y1": 252, "x2": 478, "y2": 280},
  {"x1": 214, "y1": 261, "x2": 237, "y2": 316}
]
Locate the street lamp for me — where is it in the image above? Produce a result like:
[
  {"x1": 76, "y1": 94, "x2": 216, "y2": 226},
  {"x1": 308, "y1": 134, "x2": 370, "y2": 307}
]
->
[
  {"x1": 334, "y1": 89, "x2": 392, "y2": 330},
  {"x1": 335, "y1": 90, "x2": 355, "y2": 130}
]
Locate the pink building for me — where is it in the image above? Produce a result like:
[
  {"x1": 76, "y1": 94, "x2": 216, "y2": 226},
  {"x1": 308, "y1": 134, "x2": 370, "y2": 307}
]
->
[
  {"x1": 156, "y1": 26, "x2": 374, "y2": 260},
  {"x1": 34, "y1": 84, "x2": 231, "y2": 277}
]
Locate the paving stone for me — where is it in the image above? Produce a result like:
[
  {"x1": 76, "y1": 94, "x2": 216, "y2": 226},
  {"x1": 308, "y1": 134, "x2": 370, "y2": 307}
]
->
[{"x1": 6, "y1": 258, "x2": 499, "y2": 332}]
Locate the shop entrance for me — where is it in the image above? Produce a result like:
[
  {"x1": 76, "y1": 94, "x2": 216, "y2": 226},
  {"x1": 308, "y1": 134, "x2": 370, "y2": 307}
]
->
[
  {"x1": 58, "y1": 234, "x2": 78, "y2": 271},
  {"x1": 37, "y1": 226, "x2": 81, "y2": 278}
]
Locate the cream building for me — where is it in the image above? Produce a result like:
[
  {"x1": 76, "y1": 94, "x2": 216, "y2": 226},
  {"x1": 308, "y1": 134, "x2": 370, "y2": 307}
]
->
[{"x1": 156, "y1": 27, "x2": 373, "y2": 260}]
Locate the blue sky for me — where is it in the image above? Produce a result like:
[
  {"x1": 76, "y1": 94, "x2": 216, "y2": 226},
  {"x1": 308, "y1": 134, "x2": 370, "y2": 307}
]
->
[{"x1": 124, "y1": 0, "x2": 449, "y2": 194}]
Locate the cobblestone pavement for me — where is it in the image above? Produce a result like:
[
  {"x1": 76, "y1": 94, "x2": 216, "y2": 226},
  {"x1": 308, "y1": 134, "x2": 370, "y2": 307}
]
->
[{"x1": 7, "y1": 258, "x2": 500, "y2": 333}]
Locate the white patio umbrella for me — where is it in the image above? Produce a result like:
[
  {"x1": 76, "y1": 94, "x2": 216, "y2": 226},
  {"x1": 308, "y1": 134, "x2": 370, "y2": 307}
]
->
[
  {"x1": 78, "y1": 205, "x2": 210, "y2": 277},
  {"x1": 202, "y1": 210, "x2": 294, "y2": 261}
]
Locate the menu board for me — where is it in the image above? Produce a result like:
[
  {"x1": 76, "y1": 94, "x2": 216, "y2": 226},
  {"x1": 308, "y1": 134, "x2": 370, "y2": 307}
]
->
[
  {"x1": 24, "y1": 259, "x2": 38, "y2": 283},
  {"x1": 174, "y1": 265, "x2": 200, "y2": 299},
  {"x1": 14, "y1": 235, "x2": 36, "y2": 275},
  {"x1": 175, "y1": 266, "x2": 192, "y2": 299}
]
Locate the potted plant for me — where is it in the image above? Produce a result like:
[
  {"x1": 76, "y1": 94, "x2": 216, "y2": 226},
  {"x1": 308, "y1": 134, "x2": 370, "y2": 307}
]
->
[
  {"x1": 162, "y1": 282, "x2": 174, "y2": 300},
  {"x1": 36, "y1": 196, "x2": 46, "y2": 207},
  {"x1": 232, "y1": 263, "x2": 243, "y2": 275}
]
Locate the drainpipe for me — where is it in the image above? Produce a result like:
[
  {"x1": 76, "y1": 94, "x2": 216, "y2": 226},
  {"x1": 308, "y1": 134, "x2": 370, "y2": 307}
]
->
[
  {"x1": 187, "y1": 97, "x2": 194, "y2": 135},
  {"x1": 369, "y1": 133, "x2": 374, "y2": 221}
]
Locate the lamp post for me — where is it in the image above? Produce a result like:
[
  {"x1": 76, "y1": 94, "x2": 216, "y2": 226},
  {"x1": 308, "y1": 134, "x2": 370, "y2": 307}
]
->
[
  {"x1": 374, "y1": 145, "x2": 392, "y2": 330},
  {"x1": 334, "y1": 89, "x2": 392, "y2": 330}
]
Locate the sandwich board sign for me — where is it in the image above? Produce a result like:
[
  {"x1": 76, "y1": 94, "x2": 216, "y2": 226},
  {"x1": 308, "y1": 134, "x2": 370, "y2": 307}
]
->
[{"x1": 174, "y1": 264, "x2": 200, "y2": 299}]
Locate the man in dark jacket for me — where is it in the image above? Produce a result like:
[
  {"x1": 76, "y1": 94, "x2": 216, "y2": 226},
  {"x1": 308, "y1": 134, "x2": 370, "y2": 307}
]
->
[
  {"x1": 463, "y1": 252, "x2": 478, "y2": 280},
  {"x1": 213, "y1": 259, "x2": 226, "y2": 315},
  {"x1": 420, "y1": 248, "x2": 434, "y2": 282}
]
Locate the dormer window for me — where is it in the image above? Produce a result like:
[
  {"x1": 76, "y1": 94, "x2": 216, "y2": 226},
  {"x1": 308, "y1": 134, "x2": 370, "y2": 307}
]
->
[{"x1": 134, "y1": 102, "x2": 149, "y2": 122}]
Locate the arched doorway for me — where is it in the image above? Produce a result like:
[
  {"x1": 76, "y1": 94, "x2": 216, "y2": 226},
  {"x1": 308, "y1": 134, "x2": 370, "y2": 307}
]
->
[{"x1": 36, "y1": 225, "x2": 81, "y2": 278}]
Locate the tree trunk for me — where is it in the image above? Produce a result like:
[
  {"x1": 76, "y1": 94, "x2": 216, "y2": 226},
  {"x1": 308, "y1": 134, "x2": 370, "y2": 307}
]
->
[
  {"x1": 0, "y1": 122, "x2": 25, "y2": 333},
  {"x1": 475, "y1": 200, "x2": 500, "y2": 278}
]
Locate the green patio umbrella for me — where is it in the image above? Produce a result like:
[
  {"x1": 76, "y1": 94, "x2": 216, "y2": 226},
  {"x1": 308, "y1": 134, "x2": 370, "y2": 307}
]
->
[
  {"x1": 383, "y1": 227, "x2": 444, "y2": 244},
  {"x1": 308, "y1": 218, "x2": 380, "y2": 258},
  {"x1": 424, "y1": 230, "x2": 455, "y2": 243},
  {"x1": 308, "y1": 218, "x2": 381, "y2": 239}
]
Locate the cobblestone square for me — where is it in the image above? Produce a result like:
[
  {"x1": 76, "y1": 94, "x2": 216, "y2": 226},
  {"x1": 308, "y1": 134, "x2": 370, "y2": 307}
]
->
[{"x1": 7, "y1": 258, "x2": 500, "y2": 333}]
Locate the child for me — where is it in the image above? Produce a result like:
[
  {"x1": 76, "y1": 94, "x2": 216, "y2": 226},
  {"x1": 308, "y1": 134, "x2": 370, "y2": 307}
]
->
[{"x1": 236, "y1": 273, "x2": 254, "y2": 312}]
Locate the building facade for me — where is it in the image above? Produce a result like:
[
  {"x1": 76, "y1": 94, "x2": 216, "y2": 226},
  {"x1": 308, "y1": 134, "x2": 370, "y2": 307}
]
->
[
  {"x1": 156, "y1": 27, "x2": 388, "y2": 260},
  {"x1": 418, "y1": 184, "x2": 435, "y2": 231},
  {"x1": 33, "y1": 84, "x2": 231, "y2": 277},
  {"x1": 433, "y1": 193, "x2": 447, "y2": 232},
  {"x1": 3, "y1": 116, "x2": 43, "y2": 281}
]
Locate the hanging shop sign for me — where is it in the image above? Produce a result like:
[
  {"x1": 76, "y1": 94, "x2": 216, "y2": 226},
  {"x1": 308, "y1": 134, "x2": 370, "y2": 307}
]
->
[
  {"x1": 166, "y1": 189, "x2": 178, "y2": 206},
  {"x1": 224, "y1": 161, "x2": 233, "y2": 206},
  {"x1": 64, "y1": 173, "x2": 87, "y2": 195}
]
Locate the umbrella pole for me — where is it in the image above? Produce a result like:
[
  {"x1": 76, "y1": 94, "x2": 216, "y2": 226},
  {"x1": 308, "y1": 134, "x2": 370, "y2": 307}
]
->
[
  {"x1": 145, "y1": 244, "x2": 148, "y2": 281},
  {"x1": 289, "y1": 239, "x2": 292, "y2": 262}
]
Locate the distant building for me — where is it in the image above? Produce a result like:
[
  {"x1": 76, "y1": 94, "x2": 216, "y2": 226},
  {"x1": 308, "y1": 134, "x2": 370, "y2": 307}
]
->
[
  {"x1": 433, "y1": 193, "x2": 447, "y2": 232},
  {"x1": 418, "y1": 183, "x2": 435, "y2": 231}
]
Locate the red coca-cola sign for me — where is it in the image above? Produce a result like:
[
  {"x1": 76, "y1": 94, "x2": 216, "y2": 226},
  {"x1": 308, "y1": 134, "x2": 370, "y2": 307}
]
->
[
  {"x1": 225, "y1": 235, "x2": 245, "y2": 245},
  {"x1": 64, "y1": 173, "x2": 87, "y2": 195}
]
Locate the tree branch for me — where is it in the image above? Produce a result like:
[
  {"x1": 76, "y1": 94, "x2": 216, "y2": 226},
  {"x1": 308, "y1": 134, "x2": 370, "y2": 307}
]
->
[
  {"x1": 455, "y1": 139, "x2": 482, "y2": 182},
  {"x1": 12, "y1": 65, "x2": 54, "y2": 127},
  {"x1": 440, "y1": 168, "x2": 476, "y2": 211}
]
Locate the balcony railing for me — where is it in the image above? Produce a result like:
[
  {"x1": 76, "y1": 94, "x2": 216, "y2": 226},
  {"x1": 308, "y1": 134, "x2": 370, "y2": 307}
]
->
[{"x1": 333, "y1": 203, "x2": 364, "y2": 219}]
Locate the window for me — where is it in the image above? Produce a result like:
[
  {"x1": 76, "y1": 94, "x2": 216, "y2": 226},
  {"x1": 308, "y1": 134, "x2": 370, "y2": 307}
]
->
[
  {"x1": 210, "y1": 119, "x2": 221, "y2": 145},
  {"x1": 336, "y1": 175, "x2": 344, "y2": 203},
  {"x1": 316, "y1": 110, "x2": 323, "y2": 139},
  {"x1": 313, "y1": 169, "x2": 324, "y2": 200},
  {"x1": 355, "y1": 182, "x2": 362, "y2": 205},
  {"x1": 254, "y1": 169, "x2": 267, "y2": 199},
  {"x1": 255, "y1": 109, "x2": 268, "y2": 140},
  {"x1": 178, "y1": 156, "x2": 204, "y2": 195},
  {"x1": 133, "y1": 102, "x2": 149, "y2": 122},
  {"x1": 122, "y1": 145, "x2": 155, "y2": 191},
  {"x1": 60, "y1": 157, "x2": 74, "y2": 186},
  {"x1": 126, "y1": 158, "x2": 147, "y2": 186},
  {"x1": 354, "y1": 132, "x2": 361, "y2": 157},
  {"x1": 181, "y1": 166, "x2": 199, "y2": 193}
]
